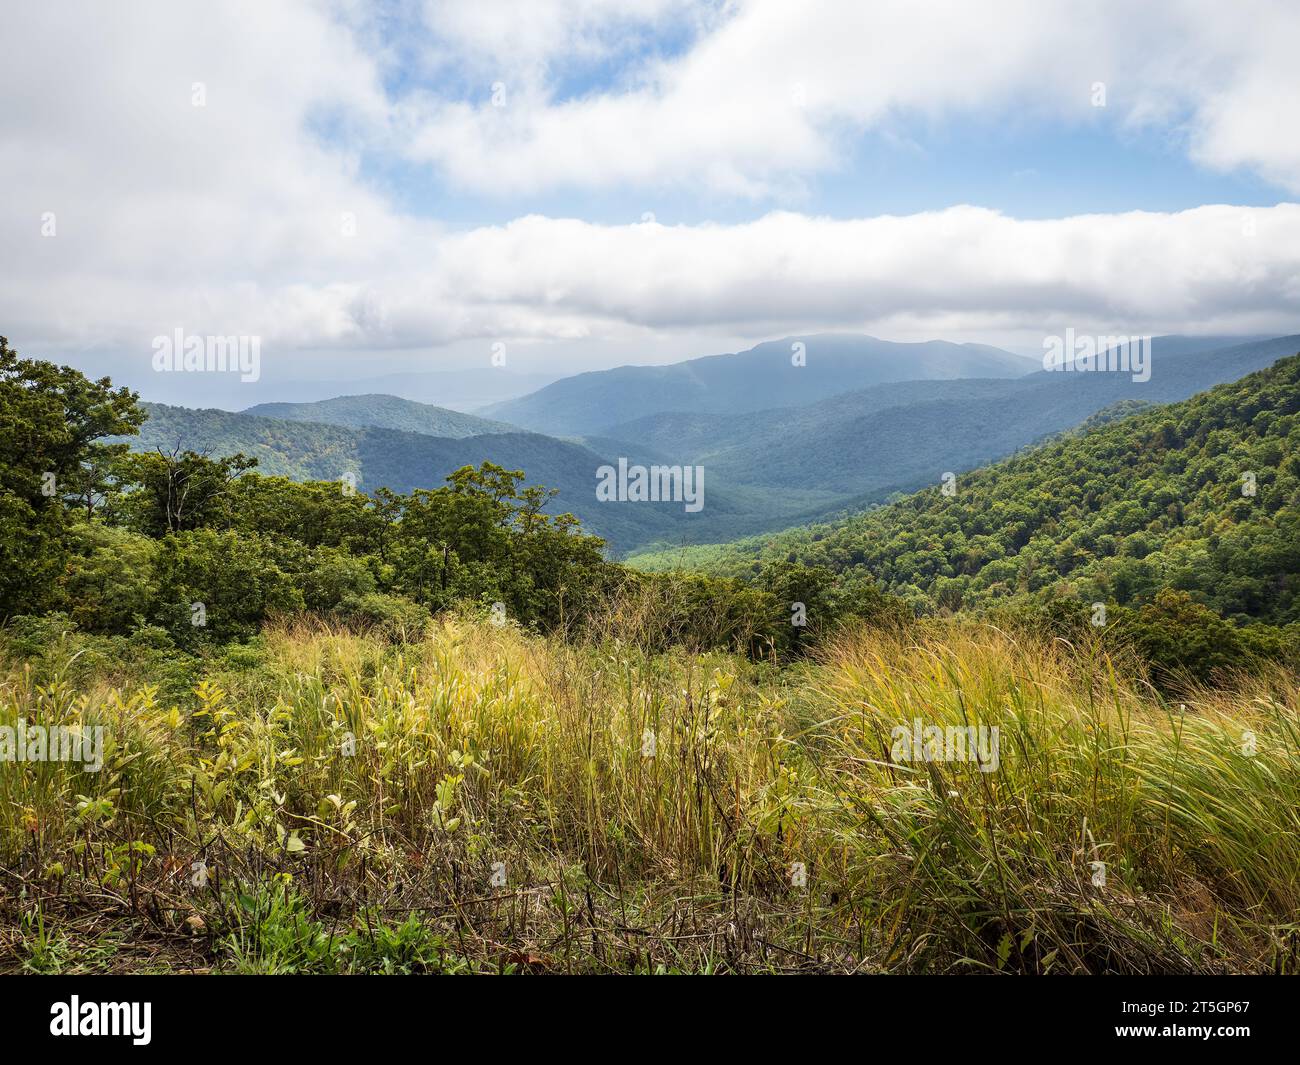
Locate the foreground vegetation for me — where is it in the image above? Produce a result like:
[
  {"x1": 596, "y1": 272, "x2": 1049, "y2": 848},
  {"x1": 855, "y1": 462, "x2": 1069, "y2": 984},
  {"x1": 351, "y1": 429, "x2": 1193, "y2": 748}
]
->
[{"x1": 3, "y1": 613, "x2": 1297, "y2": 974}]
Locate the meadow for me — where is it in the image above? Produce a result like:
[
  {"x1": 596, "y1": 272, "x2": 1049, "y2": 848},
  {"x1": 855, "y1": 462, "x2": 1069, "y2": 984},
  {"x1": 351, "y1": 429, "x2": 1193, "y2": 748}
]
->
[{"x1": 3, "y1": 610, "x2": 1296, "y2": 975}]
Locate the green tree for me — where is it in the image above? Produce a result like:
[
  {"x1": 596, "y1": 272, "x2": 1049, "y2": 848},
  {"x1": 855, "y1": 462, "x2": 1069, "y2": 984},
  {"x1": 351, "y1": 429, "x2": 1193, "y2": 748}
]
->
[
  {"x1": 0, "y1": 337, "x2": 143, "y2": 616},
  {"x1": 117, "y1": 447, "x2": 256, "y2": 536}
]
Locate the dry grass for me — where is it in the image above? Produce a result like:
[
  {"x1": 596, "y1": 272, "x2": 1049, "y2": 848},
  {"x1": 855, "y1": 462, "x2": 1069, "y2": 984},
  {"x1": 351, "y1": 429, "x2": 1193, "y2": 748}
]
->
[{"x1": 1, "y1": 614, "x2": 1297, "y2": 973}]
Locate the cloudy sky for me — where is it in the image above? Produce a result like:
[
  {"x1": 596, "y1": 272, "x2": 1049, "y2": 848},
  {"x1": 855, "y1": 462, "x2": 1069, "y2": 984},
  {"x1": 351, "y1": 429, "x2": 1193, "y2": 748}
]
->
[{"x1": 3, "y1": 0, "x2": 1299, "y2": 403}]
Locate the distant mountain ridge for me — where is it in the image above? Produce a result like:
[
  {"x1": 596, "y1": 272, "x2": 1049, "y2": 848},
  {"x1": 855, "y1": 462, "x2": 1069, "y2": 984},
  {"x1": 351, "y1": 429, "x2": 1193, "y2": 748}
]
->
[
  {"x1": 122, "y1": 403, "x2": 755, "y2": 552},
  {"x1": 603, "y1": 334, "x2": 1300, "y2": 513},
  {"x1": 118, "y1": 334, "x2": 1299, "y2": 557},
  {"x1": 243, "y1": 394, "x2": 516, "y2": 437},
  {"x1": 266, "y1": 367, "x2": 558, "y2": 412},
  {"x1": 629, "y1": 351, "x2": 1300, "y2": 627},
  {"x1": 484, "y1": 334, "x2": 1037, "y2": 435}
]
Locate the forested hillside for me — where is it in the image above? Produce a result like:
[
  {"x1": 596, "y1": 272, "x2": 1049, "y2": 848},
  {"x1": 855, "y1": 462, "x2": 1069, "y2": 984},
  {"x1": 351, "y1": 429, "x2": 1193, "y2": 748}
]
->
[
  {"x1": 124, "y1": 337, "x2": 1300, "y2": 558},
  {"x1": 0, "y1": 339, "x2": 832, "y2": 654},
  {"x1": 243, "y1": 394, "x2": 516, "y2": 437},
  {"x1": 634, "y1": 353, "x2": 1300, "y2": 631},
  {"x1": 606, "y1": 335, "x2": 1300, "y2": 503},
  {"x1": 121, "y1": 403, "x2": 719, "y2": 552}
]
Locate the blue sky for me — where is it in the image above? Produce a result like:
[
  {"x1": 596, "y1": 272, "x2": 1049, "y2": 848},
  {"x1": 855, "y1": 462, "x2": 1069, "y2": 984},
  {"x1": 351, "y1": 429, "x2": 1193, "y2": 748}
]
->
[
  {"x1": 375, "y1": 113, "x2": 1289, "y2": 229},
  {"x1": 348, "y1": 0, "x2": 1296, "y2": 227}
]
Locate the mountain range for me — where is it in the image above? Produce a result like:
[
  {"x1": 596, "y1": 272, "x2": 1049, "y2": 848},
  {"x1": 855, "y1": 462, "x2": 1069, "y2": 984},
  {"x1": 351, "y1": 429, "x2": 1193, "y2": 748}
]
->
[
  {"x1": 482, "y1": 334, "x2": 1038, "y2": 435},
  {"x1": 242, "y1": 394, "x2": 514, "y2": 437},
  {"x1": 119, "y1": 332, "x2": 1300, "y2": 556},
  {"x1": 124, "y1": 402, "x2": 757, "y2": 552},
  {"x1": 272, "y1": 366, "x2": 559, "y2": 411},
  {"x1": 629, "y1": 352, "x2": 1300, "y2": 628},
  {"x1": 601, "y1": 334, "x2": 1300, "y2": 502}
]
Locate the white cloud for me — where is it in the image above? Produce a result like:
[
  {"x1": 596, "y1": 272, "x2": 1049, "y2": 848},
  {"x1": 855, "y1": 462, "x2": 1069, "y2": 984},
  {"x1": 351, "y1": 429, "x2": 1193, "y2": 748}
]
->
[
  {"x1": 401, "y1": 0, "x2": 1300, "y2": 199},
  {"x1": 326, "y1": 204, "x2": 1300, "y2": 344},
  {"x1": 17, "y1": 204, "x2": 1299, "y2": 357},
  {"x1": 1, "y1": 1, "x2": 433, "y2": 347},
  {"x1": 1, "y1": 0, "x2": 1298, "y2": 373}
]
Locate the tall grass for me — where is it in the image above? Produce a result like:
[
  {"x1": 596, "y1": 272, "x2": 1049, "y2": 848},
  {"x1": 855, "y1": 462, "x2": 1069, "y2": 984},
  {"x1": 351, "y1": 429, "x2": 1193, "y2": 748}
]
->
[
  {"x1": 1, "y1": 615, "x2": 1296, "y2": 973},
  {"x1": 802, "y1": 625, "x2": 1300, "y2": 972}
]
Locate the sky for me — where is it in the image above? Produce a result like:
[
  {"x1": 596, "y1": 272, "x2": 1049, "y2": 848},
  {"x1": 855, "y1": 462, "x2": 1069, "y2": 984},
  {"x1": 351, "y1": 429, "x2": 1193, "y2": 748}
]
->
[{"x1": 2, "y1": 0, "x2": 1299, "y2": 406}]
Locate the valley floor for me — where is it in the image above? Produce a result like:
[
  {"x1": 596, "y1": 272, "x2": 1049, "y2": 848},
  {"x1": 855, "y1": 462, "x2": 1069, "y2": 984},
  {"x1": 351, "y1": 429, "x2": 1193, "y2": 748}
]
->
[{"x1": 2, "y1": 617, "x2": 1297, "y2": 974}]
